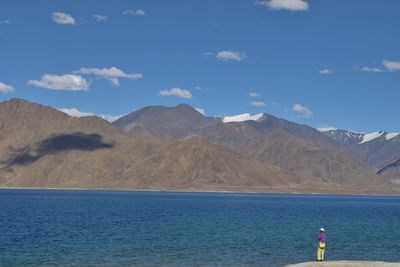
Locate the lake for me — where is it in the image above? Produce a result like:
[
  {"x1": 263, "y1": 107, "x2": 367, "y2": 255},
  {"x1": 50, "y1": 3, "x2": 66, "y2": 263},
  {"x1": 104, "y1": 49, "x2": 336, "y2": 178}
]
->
[{"x1": 0, "y1": 189, "x2": 399, "y2": 266}]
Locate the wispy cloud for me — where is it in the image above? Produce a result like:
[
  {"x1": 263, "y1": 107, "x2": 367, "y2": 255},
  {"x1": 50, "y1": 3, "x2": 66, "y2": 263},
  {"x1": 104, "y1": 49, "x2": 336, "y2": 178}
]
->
[
  {"x1": 360, "y1": 66, "x2": 384, "y2": 73},
  {"x1": 59, "y1": 108, "x2": 123, "y2": 122},
  {"x1": 249, "y1": 101, "x2": 266, "y2": 107},
  {"x1": 317, "y1": 124, "x2": 337, "y2": 132},
  {"x1": 292, "y1": 104, "x2": 313, "y2": 118},
  {"x1": 195, "y1": 108, "x2": 205, "y2": 115},
  {"x1": 383, "y1": 59, "x2": 400, "y2": 72},
  {"x1": 92, "y1": 14, "x2": 107, "y2": 22},
  {"x1": 74, "y1": 66, "x2": 143, "y2": 86},
  {"x1": 0, "y1": 20, "x2": 11, "y2": 25},
  {"x1": 135, "y1": 9, "x2": 146, "y2": 16},
  {"x1": 204, "y1": 51, "x2": 246, "y2": 62},
  {"x1": 249, "y1": 92, "x2": 260, "y2": 97},
  {"x1": 319, "y1": 69, "x2": 332, "y2": 74},
  {"x1": 51, "y1": 12, "x2": 76, "y2": 25},
  {"x1": 0, "y1": 82, "x2": 15, "y2": 93},
  {"x1": 159, "y1": 88, "x2": 192, "y2": 99},
  {"x1": 123, "y1": 9, "x2": 146, "y2": 16},
  {"x1": 28, "y1": 74, "x2": 88, "y2": 91},
  {"x1": 357, "y1": 59, "x2": 400, "y2": 73},
  {"x1": 216, "y1": 51, "x2": 246, "y2": 62},
  {"x1": 255, "y1": 0, "x2": 309, "y2": 12}
]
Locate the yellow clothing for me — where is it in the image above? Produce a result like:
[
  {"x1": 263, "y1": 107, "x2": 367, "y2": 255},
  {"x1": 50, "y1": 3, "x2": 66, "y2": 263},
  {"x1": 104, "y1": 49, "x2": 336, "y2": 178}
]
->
[{"x1": 317, "y1": 242, "x2": 325, "y2": 261}]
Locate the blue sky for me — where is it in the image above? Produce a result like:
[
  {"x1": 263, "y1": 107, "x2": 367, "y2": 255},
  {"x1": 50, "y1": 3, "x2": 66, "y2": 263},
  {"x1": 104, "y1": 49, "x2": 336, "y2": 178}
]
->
[{"x1": 1, "y1": 0, "x2": 400, "y2": 132}]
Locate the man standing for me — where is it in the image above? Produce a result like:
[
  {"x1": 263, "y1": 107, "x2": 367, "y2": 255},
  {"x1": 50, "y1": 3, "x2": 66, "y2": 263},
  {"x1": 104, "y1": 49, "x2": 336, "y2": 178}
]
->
[{"x1": 317, "y1": 228, "x2": 326, "y2": 261}]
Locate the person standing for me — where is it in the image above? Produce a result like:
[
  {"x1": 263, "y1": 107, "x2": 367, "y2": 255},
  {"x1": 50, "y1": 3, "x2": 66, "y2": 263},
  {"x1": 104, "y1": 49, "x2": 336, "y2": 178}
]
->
[{"x1": 317, "y1": 228, "x2": 326, "y2": 261}]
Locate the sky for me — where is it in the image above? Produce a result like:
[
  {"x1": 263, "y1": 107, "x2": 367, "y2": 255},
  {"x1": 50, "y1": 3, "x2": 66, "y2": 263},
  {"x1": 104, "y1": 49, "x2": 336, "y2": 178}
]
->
[{"x1": 1, "y1": 0, "x2": 400, "y2": 132}]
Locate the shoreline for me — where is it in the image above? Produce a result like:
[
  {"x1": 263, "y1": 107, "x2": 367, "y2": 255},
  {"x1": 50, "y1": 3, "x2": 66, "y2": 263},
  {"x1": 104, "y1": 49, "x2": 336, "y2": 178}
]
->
[
  {"x1": 285, "y1": 261, "x2": 400, "y2": 266},
  {"x1": 1, "y1": 186, "x2": 399, "y2": 197}
]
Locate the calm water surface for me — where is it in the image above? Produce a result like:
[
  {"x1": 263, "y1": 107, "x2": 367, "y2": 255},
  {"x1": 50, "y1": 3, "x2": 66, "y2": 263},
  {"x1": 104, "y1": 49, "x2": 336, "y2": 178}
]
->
[{"x1": 0, "y1": 189, "x2": 399, "y2": 266}]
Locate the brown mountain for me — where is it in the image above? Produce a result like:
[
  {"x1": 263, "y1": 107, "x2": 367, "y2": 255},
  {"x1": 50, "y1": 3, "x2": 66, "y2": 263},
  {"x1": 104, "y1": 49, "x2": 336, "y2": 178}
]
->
[
  {"x1": 113, "y1": 104, "x2": 217, "y2": 139},
  {"x1": 377, "y1": 159, "x2": 400, "y2": 185},
  {"x1": 320, "y1": 129, "x2": 400, "y2": 171},
  {"x1": 0, "y1": 98, "x2": 299, "y2": 192},
  {"x1": 113, "y1": 104, "x2": 384, "y2": 189},
  {"x1": 1, "y1": 99, "x2": 398, "y2": 194}
]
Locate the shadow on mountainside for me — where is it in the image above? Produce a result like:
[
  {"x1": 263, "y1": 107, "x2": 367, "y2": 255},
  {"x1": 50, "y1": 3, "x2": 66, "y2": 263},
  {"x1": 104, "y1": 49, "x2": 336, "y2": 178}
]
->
[{"x1": 2, "y1": 132, "x2": 114, "y2": 168}]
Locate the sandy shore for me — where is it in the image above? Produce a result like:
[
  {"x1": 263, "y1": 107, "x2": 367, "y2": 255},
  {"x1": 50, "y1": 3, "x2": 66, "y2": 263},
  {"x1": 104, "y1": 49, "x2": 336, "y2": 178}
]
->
[
  {"x1": 1, "y1": 186, "x2": 399, "y2": 197},
  {"x1": 285, "y1": 261, "x2": 400, "y2": 267}
]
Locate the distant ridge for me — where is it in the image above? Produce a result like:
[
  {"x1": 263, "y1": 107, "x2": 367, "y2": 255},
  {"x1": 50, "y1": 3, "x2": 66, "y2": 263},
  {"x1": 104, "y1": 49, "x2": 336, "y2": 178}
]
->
[
  {"x1": 113, "y1": 104, "x2": 218, "y2": 139},
  {"x1": 0, "y1": 98, "x2": 299, "y2": 192},
  {"x1": 113, "y1": 103, "x2": 389, "y2": 190},
  {"x1": 1, "y1": 98, "x2": 398, "y2": 194},
  {"x1": 320, "y1": 128, "x2": 400, "y2": 170}
]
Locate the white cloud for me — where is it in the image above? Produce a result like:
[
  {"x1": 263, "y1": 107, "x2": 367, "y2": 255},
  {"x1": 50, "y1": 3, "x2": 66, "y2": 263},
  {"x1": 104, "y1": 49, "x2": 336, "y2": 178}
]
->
[
  {"x1": 249, "y1": 101, "x2": 266, "y2": 107},
  {"x1": 360, "y1": 66, "x2": 384, "y2": 73},
  {"x1": 123, "y1": 9, "x2": 146, "y2": 16},
  {"x1": 317, "y1": 126, "x2": 337, "y2": 132},
  {"x1": 292, "y1": 103, "x2": 313, "y2": 118},
  {"x1": 159, "y1": 88, "x2": 192, "y2": 99},
  {"x1": 92, "y1": 14, "x2": 107, "y2": 22},
  {"x1": 0, "y1": 82, "x2": 15, "y2": 93},
  {"x1": 195, "y1": 86, "x2": 203, "y2": 91},
  {"x1": 28, "y1": 74, "x2": 88, "y2": 91},
  {"x1": 383, "y1": 59, "x2": 400, "y2": 72},
  {"x1": 319, "y1": 69, "x2": 332, "y2": 74},
  {"x1": 75, "y1": 66, "x2": 142, "y2": 79},
  {"x1": 223, "y1": 113, "x2": 264, "y2": 123},
  {"x1": 317, "y1": 124, "x2": 337, "y2": 132},
  {"x1": 216, "y1": 51, "x2": 246, "y2": 62},
  {"x1": 256, "y1": 0, "x2": 309, "y2": 11},
  {"x1": 195, "y1": 108, "x2": 205, "y2": 115},
  {"x1": 0, "y1": 20, "x2": 11, "y2": 25},
  {"x1": 74, "y1": 66, "x2": 143, "y2": 86},
  {"x1": 249, "y1": 92, "x2": 260, "y2": 97},
  {"x1": 59, "y1": 108, "x2": 123, "y2": 122},
  {"x1": 135, "y1": 9, "x2": 146, "y2": 16},
  {"x1": 356, "y1": 60, "x2": 400, "y2": 73},
  {"x1": 51, "y1": 12, "x2": 76, "y2": 25}
]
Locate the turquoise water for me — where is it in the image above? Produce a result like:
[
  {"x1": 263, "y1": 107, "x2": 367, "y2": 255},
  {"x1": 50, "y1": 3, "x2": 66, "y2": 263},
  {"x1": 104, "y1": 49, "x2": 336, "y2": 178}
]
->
[{"x1": 0, "y1": 190, "x2": 399, "y2": 266}]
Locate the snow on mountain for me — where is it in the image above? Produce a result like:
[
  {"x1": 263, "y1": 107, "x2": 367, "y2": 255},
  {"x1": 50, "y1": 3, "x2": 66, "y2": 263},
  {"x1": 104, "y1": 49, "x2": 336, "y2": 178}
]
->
[
  {"x1": 386, "y1": 133, "x2": 400, "y2": 140},
  {"x1": 359, "y1": 131, "x2": 384, "y2": 144},
  {"x1": 318, "y1": 128, "x2": 400, "y2": 145},
  {"x1": 222, "y1": 113, "x2": 264, "y2": 123}
]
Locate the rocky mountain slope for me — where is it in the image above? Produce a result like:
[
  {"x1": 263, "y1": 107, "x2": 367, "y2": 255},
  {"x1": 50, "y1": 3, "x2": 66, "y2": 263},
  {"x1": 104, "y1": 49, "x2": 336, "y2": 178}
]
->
[
  {"x1": 113, "y1": 104, "x2": 218, "y2": 139},
  {"x1": 0, "y1": 98, "x2": 297, "y2": 192},
  {"x1": 113, "y1": 104, "x2": 386, "y2": 190},
  {"x1": 319, "y1": 129, "x2": 400, "y2": 173},
  {"x1": 1, "y1": 99, "x2": 398, "y2": 194}
]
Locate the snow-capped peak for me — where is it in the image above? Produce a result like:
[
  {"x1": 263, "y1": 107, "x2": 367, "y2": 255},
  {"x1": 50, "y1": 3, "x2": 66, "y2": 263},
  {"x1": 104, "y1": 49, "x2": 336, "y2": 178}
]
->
[
  {"x1": 222, "y1": 113, "x2": 264, "y2": 123},
  {"x1": 386, "y1": 132, "x2": 400, "y2": 140},
  {"x1": 359, "y1": 131, "x2": 384, "y2": 144},
  {"x1": 319, "y1": 128, "x2": 399, "y2": 145}
]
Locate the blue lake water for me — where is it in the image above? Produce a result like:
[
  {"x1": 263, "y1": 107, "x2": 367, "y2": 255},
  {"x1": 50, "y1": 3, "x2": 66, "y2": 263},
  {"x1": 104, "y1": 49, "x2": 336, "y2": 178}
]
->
[{"x1": 0, "y1": 190, "x2": 399, "y2": 266}]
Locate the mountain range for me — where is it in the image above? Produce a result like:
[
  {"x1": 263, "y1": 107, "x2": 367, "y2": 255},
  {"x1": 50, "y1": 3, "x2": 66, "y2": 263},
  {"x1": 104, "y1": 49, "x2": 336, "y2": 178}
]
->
[
  {"x1": 114, "y1": 105, "x2": 377, "y2": 187},
  {"x1": 0, "y1": 99, "x2": 298, "y2": 192},
  {"x1": 1, "y1": 98, "x2": 399, "y2": 194},
  {"x1": 319, "y1": 128, "x2": 400, "y2": 180}
]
